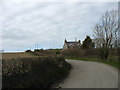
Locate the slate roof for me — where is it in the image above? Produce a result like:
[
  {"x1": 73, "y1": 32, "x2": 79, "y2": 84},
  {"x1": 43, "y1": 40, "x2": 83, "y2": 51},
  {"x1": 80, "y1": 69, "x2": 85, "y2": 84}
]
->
[{"x1": 66, "y1": 41, "x2": 81, "y2": 47}]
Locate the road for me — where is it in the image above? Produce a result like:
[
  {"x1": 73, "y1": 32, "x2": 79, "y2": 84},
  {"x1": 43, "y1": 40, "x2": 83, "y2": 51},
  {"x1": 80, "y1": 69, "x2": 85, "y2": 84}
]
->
[{"x1": 57, "y1": 59, "x2": 118, "y2": 88}]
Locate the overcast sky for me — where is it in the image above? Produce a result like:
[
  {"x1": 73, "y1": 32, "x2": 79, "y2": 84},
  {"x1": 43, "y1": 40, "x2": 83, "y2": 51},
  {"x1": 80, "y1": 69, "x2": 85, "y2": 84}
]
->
[{"x1": 1, "y1": 0, "x2": 118, "y2": 52}]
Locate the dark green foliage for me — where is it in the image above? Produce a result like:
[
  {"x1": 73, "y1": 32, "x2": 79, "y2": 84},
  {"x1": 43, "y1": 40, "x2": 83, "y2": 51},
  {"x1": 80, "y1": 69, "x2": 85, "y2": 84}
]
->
[
  {"x1": 34, "y1": 49, "x2": 43, "y2": 52},
  {"x1": 25, "y1": 50, "x2": 33, "y2": 53},
  {"x1": 25, "y1": 49, "x2": 62, "y2": 56},
  {"x1": 56, "y1": 50, "x2": 61, "y2": 54},
  {"x1": 2, "y1": 56, "x2": 71, "y2": 88},
  {"x1": 82, "y1": 36, "x2": 94, "y2": 49}
]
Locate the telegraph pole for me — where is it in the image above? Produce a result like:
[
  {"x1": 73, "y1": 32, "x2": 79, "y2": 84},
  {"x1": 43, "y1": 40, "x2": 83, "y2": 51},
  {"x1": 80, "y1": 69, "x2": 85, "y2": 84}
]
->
[
  {"x1": 18, "y1": 49, "x2": 19, "y2": 53},
  {"x1": 36, "y1": 43, "x2": 38, "y2": 49},
  {"x1": 75, "y1": 37, "x2": 77, "y2": 42},
  {"x1": 35, "y1": 44, "x2": 36, "y2": 49},
  {"x1": 35, "y1": 43, "x2": 38, "y2": 50}
]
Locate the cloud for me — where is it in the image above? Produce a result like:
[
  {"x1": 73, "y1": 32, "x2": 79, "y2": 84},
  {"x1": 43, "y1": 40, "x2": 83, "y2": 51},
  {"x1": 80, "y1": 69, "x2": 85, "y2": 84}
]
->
[{"x1": 1, "y1": 1, "x2": 118, "y2": 52}]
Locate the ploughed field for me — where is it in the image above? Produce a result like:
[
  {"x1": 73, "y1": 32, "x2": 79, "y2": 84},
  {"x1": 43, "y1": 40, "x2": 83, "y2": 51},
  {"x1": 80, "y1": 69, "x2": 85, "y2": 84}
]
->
[{"x1": 2, "y1": 52, "x2": 36, "y2": 59}]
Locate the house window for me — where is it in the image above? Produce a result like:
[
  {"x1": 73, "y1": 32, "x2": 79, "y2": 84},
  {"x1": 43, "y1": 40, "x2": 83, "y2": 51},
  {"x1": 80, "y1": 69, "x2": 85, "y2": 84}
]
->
[
  {"x1": 77, "y1": 44, "x2": 81, "y2": 48},
  {"x1": 70, "y1": 44, "x2": 73, "y2": 47}
]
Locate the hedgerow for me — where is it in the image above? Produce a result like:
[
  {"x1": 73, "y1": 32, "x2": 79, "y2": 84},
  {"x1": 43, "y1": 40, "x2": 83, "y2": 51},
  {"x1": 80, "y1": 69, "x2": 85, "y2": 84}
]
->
[{"x1": 2, "y1": 55, "x2": 71, "y2": 88}]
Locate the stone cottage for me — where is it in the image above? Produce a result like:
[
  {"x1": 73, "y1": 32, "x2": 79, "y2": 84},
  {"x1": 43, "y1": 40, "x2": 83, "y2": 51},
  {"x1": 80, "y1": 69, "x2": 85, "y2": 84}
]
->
[{"x1": 63, "y1": 38, "x2": 81, "y2": 49}]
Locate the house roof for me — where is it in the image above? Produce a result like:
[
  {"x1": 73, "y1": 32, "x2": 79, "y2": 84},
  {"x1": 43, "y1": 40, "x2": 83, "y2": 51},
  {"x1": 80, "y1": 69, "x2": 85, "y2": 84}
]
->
[{"x1": 66, "y1": 41, "x2": 81, "y2": 47}]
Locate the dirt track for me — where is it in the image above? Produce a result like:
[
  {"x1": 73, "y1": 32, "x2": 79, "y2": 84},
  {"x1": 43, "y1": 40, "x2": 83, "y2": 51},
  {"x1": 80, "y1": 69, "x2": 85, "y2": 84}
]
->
[{"x1": 58, "y1": 59, "x2": 118, "y2": 88}]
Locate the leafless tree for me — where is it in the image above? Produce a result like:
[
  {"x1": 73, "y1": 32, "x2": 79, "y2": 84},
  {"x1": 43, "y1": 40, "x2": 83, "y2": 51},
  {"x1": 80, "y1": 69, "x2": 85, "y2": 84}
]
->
[
  {"x1": 93, "y1": 10, "x2": 118, "y2": 59},
  {"x1": 93, "y1": 10, "x2": 118, "y2": 48}
]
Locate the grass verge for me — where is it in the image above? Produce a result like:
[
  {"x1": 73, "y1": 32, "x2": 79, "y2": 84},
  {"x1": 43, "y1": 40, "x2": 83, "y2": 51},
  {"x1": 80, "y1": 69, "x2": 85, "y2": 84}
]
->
[{"x1": 65, "y1": 57, "x2": 119, "y2": 69}]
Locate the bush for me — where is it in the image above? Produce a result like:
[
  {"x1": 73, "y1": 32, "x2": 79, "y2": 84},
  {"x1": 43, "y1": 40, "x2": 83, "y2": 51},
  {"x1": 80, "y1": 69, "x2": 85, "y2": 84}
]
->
[
  {"x1": 2, "y1": 55, "x2": 71, "y2": 88},
  {"x1": 62, "y1": 48, "x2": 118, "y2": 61},
  {"x1": 62, "y1": 48, "x2": 98, "y2": 59},
  {"x1": 25, "y1": 50, "x2": 33, "y2": 53},
  {"x1": 56, "y1": 50, "x2": 61, "y2": 54}
]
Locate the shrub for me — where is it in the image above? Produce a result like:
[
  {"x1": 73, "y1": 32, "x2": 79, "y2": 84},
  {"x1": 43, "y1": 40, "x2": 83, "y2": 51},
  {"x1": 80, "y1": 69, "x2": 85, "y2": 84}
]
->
[
  {"x1": 25, "y1": 50, "x2": 33, "y2": 53},
  {"x1": 62, "y1": 48, "x2": 118, "y2": 61},
  {"x1": 56, "y1": 50, "x2": 61, "y2": 54},
  {"x1": 2, "y1": 55, "x2": 71, "y2": 88},
  {"x1": 62, "y1": 48, "x2": 98, "y2": 59}
]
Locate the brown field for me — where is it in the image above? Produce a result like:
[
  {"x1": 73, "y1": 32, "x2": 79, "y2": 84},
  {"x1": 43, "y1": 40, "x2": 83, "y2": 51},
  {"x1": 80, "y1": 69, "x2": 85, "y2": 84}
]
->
[{"x1": 2, "y1": 52, "x2": 36, "y2": 59}]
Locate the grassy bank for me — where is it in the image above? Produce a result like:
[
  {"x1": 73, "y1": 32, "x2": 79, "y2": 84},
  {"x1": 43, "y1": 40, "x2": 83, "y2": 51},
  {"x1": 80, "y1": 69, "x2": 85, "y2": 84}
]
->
[
  {"x1": 66, "y1": 57, "x2": 119, "y2": 69},
  {"x1": 2, "y1": 55, "x2": 71, "y2": 88}
]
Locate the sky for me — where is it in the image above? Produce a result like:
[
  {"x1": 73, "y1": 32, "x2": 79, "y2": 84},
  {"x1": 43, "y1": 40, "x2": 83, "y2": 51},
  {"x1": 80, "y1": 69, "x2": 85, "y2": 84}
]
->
[{"x1": 1, "y1": 0, "x2": 118, "y2": 52}]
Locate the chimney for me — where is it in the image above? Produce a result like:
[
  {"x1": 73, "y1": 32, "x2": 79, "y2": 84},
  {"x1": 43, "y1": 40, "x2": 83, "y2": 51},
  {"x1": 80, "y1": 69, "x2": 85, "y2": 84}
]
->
[
  {"x1": 75, "y1": 37, "x2": 77, "y2": 42},
  {"x1": 65, "y1": 39, "x2": 67, "y2": 43}
]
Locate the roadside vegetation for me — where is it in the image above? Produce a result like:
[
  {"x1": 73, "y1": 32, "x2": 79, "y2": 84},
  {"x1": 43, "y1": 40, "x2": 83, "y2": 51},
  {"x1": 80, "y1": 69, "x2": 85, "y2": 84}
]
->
[
  {"x1": 2, "y1": 52, "x2": 71, "y2": 88},
  {"x1": 62, "y1": 48, "x2": 119, "y2": 69}
]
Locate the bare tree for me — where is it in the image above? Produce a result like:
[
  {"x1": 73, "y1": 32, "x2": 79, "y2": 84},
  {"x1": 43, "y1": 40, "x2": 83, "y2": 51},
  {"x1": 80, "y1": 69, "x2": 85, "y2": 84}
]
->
[{"x1": 93, "y1": 10, "x2": 118, "y2": 59}]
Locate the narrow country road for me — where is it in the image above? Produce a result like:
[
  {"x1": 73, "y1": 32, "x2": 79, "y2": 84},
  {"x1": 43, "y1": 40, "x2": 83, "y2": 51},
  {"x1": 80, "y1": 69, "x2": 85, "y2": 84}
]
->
[{"x1": 58, "y1": 59, "x2": 118, "y2": 88}]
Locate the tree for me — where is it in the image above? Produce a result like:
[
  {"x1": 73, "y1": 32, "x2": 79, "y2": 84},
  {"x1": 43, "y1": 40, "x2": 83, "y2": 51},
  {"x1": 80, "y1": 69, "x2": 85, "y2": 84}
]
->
[
  {"x1": 82, "y1": 36, "x2": 95, "y2": 49},
  {"x1": 93, "y1": 10, "x2": 118, "y2": 59}
]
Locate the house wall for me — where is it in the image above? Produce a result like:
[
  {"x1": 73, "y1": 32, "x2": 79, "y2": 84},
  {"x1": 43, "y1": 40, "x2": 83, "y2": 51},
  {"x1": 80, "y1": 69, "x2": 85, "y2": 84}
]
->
[{"x1": 63, "y1": 43, "x2": 68, "y2": 49}]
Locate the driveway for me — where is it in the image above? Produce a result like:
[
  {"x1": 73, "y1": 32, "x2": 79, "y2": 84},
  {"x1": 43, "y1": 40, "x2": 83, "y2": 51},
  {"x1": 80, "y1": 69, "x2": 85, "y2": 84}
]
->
[{"x1": 57, "y1": 59, "x2": 118, "y2": 88}]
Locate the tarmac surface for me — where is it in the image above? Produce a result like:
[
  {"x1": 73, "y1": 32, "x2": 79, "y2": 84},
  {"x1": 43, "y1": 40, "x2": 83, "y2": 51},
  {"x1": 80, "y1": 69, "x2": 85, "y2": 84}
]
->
[{"x1": 57, "y1": 59, "x2": 118, "y2": 88}]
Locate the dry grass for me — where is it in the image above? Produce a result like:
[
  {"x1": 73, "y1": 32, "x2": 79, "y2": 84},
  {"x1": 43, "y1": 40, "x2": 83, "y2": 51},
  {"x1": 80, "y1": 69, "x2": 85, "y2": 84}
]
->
[{"x1": 2, "y1": 52, "x2": 36, "y2": 59}]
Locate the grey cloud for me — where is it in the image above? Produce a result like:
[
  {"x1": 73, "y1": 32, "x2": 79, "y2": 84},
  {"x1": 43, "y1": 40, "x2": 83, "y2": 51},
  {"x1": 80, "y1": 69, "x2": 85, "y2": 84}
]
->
[{"x1": 2, "y1": 2, "x2": 117, "y2": 52}]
